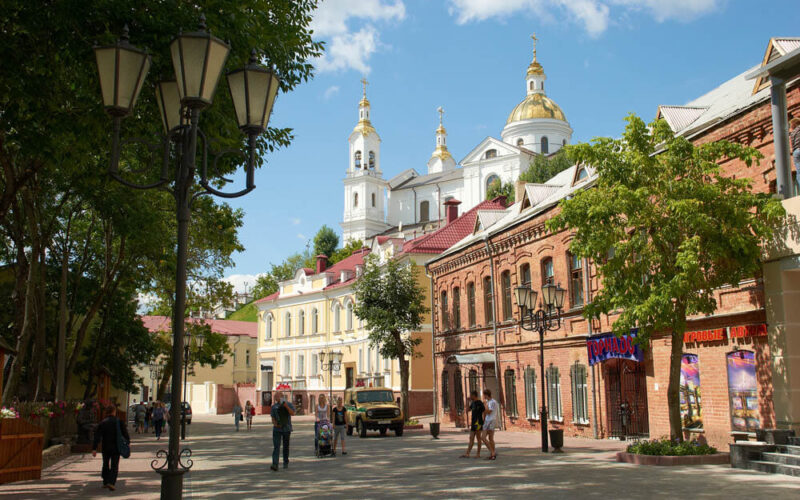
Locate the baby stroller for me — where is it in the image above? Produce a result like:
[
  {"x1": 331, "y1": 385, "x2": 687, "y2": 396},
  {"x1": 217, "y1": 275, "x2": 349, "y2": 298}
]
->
[{"x1": 315, "y1": 420, "x2": 333, "y2": 458}]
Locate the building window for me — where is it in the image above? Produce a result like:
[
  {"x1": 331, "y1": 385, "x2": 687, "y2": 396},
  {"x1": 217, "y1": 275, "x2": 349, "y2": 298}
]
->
[
  {"x1": 546, "y1": 365, "x2": 563, "y2": 421},
  {"x1": 517, "y1": 138, "x2": 524, "y2": 147},
  {"x1": 284, "y1": 355, "x2": 291, "y2": 377},
  {"x1": 265, "y1": 314, "x2": 273, "y2": 340},
  {"x1": 285, "y1": 312, "x2": 292, "y2": 337},
  {"x1": 298, "y1": 309, "x2": 305, "y2": 335},
  {"x1": 353, "y1": 192, "x2": 358, "y2": 208},
  {"x1": 334, "y1": 304, "x2": 341, "y2": 332},
  {"x1": 681, "y1": 353, "x2": 703, "y2": 430},
  {"x1": 358, "y1": 348, "x2": 364, "y2": 374},
  {"x1": 576, "y1": 167, "x2": 588, "y2": 181},
  {"x1": 468, "y1": 369, "x2": 479, "y2": 395},
  {"x1": 501, "y1": 270, "x2": 512, "y2": 321},
  {"x1": 452, "y1": 287, "x2": 461, "y2": 330},
  {"x1": 442, "y1": 371, "x2": 450, "y2": 411},
  {"x1": 485, "y1": 174, "x2": 499, "y2": 194},
  {"x1": 368, "y1": 151, "x2": 375, "y2": 169},
  {"x1": 726, "y1": 350, "x2": 760, "y2": 431},
  {"x1": 454, "y1": 369, "x2": 465, "y2": 415},
  {"x1": 311, "y1": 353, "x2": 318, "y2": 376},
  {"x1": 529, "y1": 81, "x2": 534, "y2": 91},
  {"x1": 297, "y1": 354, "x2": 304, "y2": 377},
  {"x1": 485, "y1": 149, "x2": 497, "y2": 159},
  {"x1": 569, "y1": 253, "x2": 584, "y2": 308},
  {"x1": 246, "y1": 349, "x2": 251, "y2": 367},
  {"x1": 312, "y1": 308, "x2": 318, "y2": 333},
  {"x1": 440, "y1": 290, "x2": 449, "y2": 331},
  {"x1": 483, "y1": 276, "x2": 493, "y2": 325},
  {"x1": 524, "y1": 367, "x2": 538, "y2": 419},
  {"x1": 467, "y1": 282, "x2": 476, "y2": 327},
  {"x1": 541, "y1": 136, "x2": 549, "y2": 154},
  {"x1": 542, "y1": 257, "x2": 554, "y2": 286},
  {"x1": 371, "y1": 193, "x2": 376, "y2": 207},
  {"x1": 354, "y1": 151, "x2": 361, "y2": 169},
  {"x1": 367, "y1": 347, "x2": 373, "y2": 373},
  {"x1": 504, "y1": 369, "x2": 518, "y2": 417},
  {"x1": 570, "y1": 362, "x2": 589, "y2": 424},
  {"x1": 346, "y1": 301, "x2": 354, "y2": 330},
  {"x1": 420, "y1": 200, "x2": 430, "y2": 222},
  {"x1": 520, "y1": 263, "x2": 531, "y2": 288}
]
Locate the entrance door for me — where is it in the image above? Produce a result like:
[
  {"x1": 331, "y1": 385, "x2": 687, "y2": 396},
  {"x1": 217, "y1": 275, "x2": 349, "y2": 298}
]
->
[
  {"x1": 605, "y1": 359, "x2": 649, "y2": 439},
  {"x1": 483, "y1": 365, "x2": 499, "y2": 402},
  {"x1": 346, "y1": 367, "x2": 355, "y2": 389}
]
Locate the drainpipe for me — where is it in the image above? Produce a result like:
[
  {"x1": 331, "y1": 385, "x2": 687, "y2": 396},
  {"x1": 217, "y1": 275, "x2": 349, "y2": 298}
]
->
[
  {"x1": 412, "y1": 187, "x2": 418, "y2": 224},
  {"x1": 584, "y1": 257, "x2": 598, "y2": 439},
  {"x1": 426, "y1": 264, "x2": 438, "y2": 424},
  {"x1": 484, "y1": 237, "x2": 504, "y2": 430}
]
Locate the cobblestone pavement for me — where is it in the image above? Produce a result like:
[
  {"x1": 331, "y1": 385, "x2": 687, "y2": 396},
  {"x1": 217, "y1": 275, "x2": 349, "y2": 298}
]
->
[{"x1": 4, "y1": 414, "x2": 800, "y2": 499}]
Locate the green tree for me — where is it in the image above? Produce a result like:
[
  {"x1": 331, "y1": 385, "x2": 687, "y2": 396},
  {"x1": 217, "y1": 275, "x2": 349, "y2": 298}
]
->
[
  {"x1": 486, "y1": 178, "x2": 514, "y2": 203},
  {"x1": 313, "y1": 225, "x2": 339, "y2": 260},
  {"x1": 353, "y1": 257, "x2": 428, "y2": 420},
  {"x1": 330, "y1": 238, "x2": 364, "y2": 265},
  {"x1": 520, "y1": 150, "x2": 572, "y2": 184},
  {"x1": 547, "y1": 115, "x2": 785, "y2": 440},
  {"x1": 251, "y1": 251, "x2": 312, "y2": 300}
]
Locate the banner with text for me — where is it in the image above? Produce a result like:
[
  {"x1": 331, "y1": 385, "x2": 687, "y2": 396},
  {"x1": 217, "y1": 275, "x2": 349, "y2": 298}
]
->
[{"x1": 587, "y1": 330, "x2": 644, "y2": 366}]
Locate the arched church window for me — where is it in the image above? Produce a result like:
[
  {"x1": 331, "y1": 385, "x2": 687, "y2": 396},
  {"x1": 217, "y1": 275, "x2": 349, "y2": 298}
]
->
[
  {"x1": 368, "y1": 151, "x2": 375, "y2": 169},
  {"x1": 486, "y1": 174, "x2": 500, "y2": 194},
  {"x1": 577, "y1": 167, "x2": 588, "y2": 181},
  {"x1": 529, "y1": 81, "x2": 533, "y2": 91},
  {"x1": 562, "y1": 139, "x2": 566, "y2": 146},
  {"x1": 354, "y1": 151, "x2": 362, "y2": 169},
  {"x1": 516, "y1": 138, "x2": 524, "y2": 147},
  {"x1": 353, "y1": 192, "x2": 359, "y2": 208},
  {"x1": 485, "y1": 149, "x2": 497, "y2": 159},
  {"x1": 371, "y1": 193, "x2": 376, "y2": 207},
  {"x1": 420, "y1": 201, "x2": 430, "y2": 222},
  {"x1": 541, "y1": 136, "x2": 549, "y2": 155}
]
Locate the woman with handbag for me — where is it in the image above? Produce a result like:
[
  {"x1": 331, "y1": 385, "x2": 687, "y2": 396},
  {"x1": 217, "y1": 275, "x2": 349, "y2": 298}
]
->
[
  {"x1": 245, "y1": 400, "x2": 255, "y2": 430},
  {"x1": 92, "y1": 405, "x2": 130, "y2": 491}
]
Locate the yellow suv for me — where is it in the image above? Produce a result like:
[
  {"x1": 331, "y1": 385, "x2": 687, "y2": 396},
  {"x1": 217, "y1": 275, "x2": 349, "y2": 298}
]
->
[{"x1": 344, "y1": 387, "x2": 404, "y2": 437}]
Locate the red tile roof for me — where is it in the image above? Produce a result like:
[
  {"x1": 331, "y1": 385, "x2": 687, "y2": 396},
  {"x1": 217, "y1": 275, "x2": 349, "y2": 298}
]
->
[
  {"x1": 400, "y1": 197, "x2": 508, "y2": 255},
  {"x1": 254, "y1": 291, "x2": 280, "y2": 304},
  {"x1": 141, "y1": 315, "x2": 257, "y2": 338},
  {"x1": 323, "y1": 248, "x2": 370, "y2": 290},
  {"x1": 301, "y1": 267, "x2": 315, "y2": 275}
]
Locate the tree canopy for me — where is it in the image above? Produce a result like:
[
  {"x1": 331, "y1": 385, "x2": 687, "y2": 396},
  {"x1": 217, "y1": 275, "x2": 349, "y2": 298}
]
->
[
  {"x1": 520, "y1": 150, "x2": 572, "y2": 184},
  {"x1": 313, "y1": 225, "x2": 339, "y2": 260},
  {"x1": 548, "y1": 114, "x2": 785, "y2": 439}
]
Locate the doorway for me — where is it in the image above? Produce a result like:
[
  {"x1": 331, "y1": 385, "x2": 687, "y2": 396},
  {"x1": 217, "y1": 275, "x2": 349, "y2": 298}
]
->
[
  {"x1": 605, "y1": 359, "x2": 649, "y2": 439},
  {"x1": 346, "y1": 367, "x2": 355, "y2": 389}
]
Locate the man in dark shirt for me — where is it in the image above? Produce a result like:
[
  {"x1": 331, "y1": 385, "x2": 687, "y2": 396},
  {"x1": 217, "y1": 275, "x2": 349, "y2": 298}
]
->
[
  {"x1": 331, "y1": 397, "x2": 348, "y2": 456},
  {"x1": 92, "y1": 405, "x2": 130, "y2": 491},
  {"x1": 270, "y1": 391, "x2": 296, "y2": 471},
  {"x1": 460, "y1": 390, "x2": 485, "y2": 458}
]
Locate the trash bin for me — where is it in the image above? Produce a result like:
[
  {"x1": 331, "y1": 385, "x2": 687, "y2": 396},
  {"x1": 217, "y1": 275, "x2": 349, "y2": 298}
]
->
[
  {"x1": 430, "y1": 422, "x2": 440, "y2": 439},
  {"x1": 549, "y1": 429, "x2": 564, "y2": 452}
]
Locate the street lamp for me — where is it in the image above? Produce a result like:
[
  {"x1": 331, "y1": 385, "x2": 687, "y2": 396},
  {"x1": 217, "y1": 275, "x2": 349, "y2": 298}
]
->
[
  {"x1": 515, "y1": 282, "x2": 566, "y2": 453},
  {"x1": 94, "y1": 16, "x2": 280, "y2": 499},
  {"x1": 319, "y1": 350, "x2": 344, "y2": 408}
]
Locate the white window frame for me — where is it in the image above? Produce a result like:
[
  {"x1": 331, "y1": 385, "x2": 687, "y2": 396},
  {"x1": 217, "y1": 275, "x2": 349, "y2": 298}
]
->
[
  {"x1": 524, "y1": 367, "x2": 538, "y2": 420},
  {"x1": 297, "y1": 354, "x2": 305, "y2": 378},
  {"x1": 311, "y1": 353, "x2": 318, "y2": 376},
  {"x1": 285, "y1": 312, "x2": 292, "y2": 337},
  {"x1": 571, "y1": 362, "x2": 589, "y2": 425},
  {"x1": 284, "y1": 355, "x2": 291, "y2": 377},
  {"x1": 298, "y1": 310, "x2": 305, "y2": 335},
  {"x1": 265, "y1": 314, "x2": 273, "y2": 340},
  {"x1": 546, "y1": 365, "x2": 563, "y2": 421},
  {"x1": 346, "y1": 301, "x2": 354, "y2": 331}
]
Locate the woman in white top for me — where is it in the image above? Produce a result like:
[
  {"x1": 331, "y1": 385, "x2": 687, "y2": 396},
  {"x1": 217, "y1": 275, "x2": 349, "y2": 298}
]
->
[
  {"x1": 316, "y1": 394, "x2": 329, "y2": 423},
  {"x1": 481, "y1": 389, "x2": 498, "y2": 460},
  {"x1": 245, "y1": 400, "x2": 254, "y2": 430}
]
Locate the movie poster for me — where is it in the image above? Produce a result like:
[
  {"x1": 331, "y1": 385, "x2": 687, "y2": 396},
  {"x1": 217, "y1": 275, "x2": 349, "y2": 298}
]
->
[
  {"x1": 680, "y1": 354, "x2": 702, "y2": 430},
  {"x1": 726, "y1": 351, "x2": 760, "y2": 431}
]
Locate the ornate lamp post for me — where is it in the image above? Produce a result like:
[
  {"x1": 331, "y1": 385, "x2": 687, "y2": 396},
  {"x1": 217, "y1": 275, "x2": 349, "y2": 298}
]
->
[
  {"x1": 181, "y1": 331, "x2": 204, "y2": 440},
  {"x1": 93, "y1": 17, "x2": 280, "y2": 499},
  {"x1": 149, "y1": 362, "x2": 163, "y2": 401},
  {"x1": 514, "y1": 282, "x2": 566, "y2": 453},
  {"x1": 319, "y1": 350, "x2": 344, "y2": 407}
]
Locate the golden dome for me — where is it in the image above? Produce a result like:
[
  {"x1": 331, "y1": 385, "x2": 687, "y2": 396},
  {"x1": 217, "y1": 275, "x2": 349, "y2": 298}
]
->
[
  {"x1": 527, "y1": 60, "x2": 544, "y2": 76},
  {"x1": 431, "y1": 145, "x2": 452, "y2": 161},
  {"x1": 353, "y1": 119, "x2": 376, "y2": 136},
  {"x1": 506, "y1": 93, "x2": 567, "y2": 124},
  {"x1": 436, "y1": 124, "x2": 446, "y2": 135},
  {"x1": 359, "y1": 96, "x2": 370, "y2": 107}
]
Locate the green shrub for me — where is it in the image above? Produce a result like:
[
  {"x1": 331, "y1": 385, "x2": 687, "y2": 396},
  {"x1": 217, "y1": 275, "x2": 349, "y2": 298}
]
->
[{"x1": 626, "y1": 438, "x2": 717, "y2": 456}]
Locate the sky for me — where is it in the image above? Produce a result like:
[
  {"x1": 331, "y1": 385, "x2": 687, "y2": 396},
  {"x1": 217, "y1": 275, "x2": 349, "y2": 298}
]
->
[{"x1": 222, "y1": 0, "x2": 800, "y2": 293}]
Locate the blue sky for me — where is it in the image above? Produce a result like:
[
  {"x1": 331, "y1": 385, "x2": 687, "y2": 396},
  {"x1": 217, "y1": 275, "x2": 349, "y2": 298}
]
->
[{"x1": 222, "y1": 0, "x2": 800, "y2": 291}]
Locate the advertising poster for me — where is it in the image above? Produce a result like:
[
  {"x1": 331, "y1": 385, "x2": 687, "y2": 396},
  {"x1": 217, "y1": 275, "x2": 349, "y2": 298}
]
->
[
  {"x1": 680, "y1": 354, "x2": 702, "y2": 430},
  {"x1": 726, "y1": 351, "x2": 760, "y2": 431}
]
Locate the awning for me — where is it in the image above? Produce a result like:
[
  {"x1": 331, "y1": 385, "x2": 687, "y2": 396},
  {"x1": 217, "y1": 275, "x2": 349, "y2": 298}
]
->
[{"x1": 446, "y1": 353, "x2": 495, "y2": 365}]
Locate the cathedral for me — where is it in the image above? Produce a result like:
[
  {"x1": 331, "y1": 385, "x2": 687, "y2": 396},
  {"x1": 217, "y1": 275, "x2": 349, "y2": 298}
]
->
[{"x1": 341, "y1": 38, "x2": 573, "y2": 244}]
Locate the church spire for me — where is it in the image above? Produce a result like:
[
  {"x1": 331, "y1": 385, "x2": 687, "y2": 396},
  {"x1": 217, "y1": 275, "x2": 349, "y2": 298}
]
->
[
  {"x1": 428, "y1": 106, "x2": 455, "y2": 174},
  {"x1": 354, "y1": 77, "x2": 376, "y2": 136},
  {"x1": 526, "y1": 33, "x2": 546, "y2": 95}
]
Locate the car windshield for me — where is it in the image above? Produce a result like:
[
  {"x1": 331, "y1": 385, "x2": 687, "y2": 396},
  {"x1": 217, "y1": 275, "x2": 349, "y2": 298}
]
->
[{"x1": 356, "y1": 390, "x2": 394, "y2": 403}]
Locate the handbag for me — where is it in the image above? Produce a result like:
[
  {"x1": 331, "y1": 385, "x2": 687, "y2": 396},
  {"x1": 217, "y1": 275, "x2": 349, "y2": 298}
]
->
[
  {"x1": 239, "y1": 413, "x2": 244, "y2": 421},
  {"x1": 116, "y1": 418, "x2": 131, "y2": 459}
]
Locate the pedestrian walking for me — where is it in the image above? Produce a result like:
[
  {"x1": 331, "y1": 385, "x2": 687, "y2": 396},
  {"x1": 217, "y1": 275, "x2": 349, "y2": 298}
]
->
[
  {"x1": 481, "y1": 389, "x2": 498, "y2": 461},
  {"x1": 270, "y1": 390, "x2": 296, "y2": 471},
  {"x1": 152, "y1": 401, "x2": 168, "y2": 440},
  {"x1": 461, "y1": 390, "x2": 485, "y2": 458},
  {"x1": 245, "y1": 400, "x2": 255, "y2": 430},
  {"x1": 144, "y1": 402, "x2": 153, "y2": 433},
  {"x1": 331, "y1": 397, "x2": 347, "y2": 457},
  {"x1": 134, "y1": 401, "x2": 146, "y2": 434},
  {"x1": 233, "y1": 402, "x2": 243, "y2": 432},
  {"x1": 91, "y1": 405, "x2": 130, "y2": 491}
]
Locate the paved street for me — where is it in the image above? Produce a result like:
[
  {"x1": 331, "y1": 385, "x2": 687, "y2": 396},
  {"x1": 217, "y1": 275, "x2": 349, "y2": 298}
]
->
[{"x1": 3, "y1": 414, "x2": 800, "y2": 499}]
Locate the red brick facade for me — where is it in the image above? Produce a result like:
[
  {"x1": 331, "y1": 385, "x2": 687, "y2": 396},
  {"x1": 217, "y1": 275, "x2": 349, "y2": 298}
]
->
[{"x1": 428, "y1": 77, "x2": 799, "y2": 450}]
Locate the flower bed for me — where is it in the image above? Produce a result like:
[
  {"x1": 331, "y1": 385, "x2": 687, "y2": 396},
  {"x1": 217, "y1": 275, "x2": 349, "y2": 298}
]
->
[{"x1": 617, "y1": 438, "x2": 729, "y2": 466}]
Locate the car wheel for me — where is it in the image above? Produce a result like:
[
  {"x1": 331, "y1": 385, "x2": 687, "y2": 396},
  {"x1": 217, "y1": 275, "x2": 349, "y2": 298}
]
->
[
  {"x1": 379, "y1": 428, "x2": 387, "y2": 436},
  {"x1": 358, "y1": 420, "x2": 367, "y2": 438},
  {"x1": 395, "y1": 427, "x2": 404, "y2": 437},
  {"x1": 347, "y1": 425, "x2": 353, "y2": 436}
]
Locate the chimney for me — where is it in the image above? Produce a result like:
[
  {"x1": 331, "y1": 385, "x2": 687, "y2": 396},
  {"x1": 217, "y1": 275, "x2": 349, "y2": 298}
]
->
[
  {"x1": 316, "y1": 254, "x2": 328, "y2": 274},
  {"x1": 514, "y1": 179, "x2": 526, "y2": 205},
  {"x1": 444, "y1": 198, "x2": 462, "y2": 225}
]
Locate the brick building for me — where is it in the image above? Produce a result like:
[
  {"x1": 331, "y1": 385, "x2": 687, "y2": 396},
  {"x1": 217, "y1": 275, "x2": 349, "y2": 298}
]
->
[{"x1": 427, "y1": 37, "x2": 800, "y2": 450}]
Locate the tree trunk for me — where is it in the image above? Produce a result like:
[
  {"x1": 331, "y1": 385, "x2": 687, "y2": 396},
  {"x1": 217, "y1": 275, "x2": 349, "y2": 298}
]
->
[
  {"x1": 2, "y1": 254, "x2": 37, "y2": 405},
  {"x1": 55, "y1": 213, "x2": 74, "y2": 401},
  {"x1": 667, "y1": 329, "x2": 685, "y2": 441},
  {"x1": 399, "y1": 356, "x2": 410, "y2": 422}
]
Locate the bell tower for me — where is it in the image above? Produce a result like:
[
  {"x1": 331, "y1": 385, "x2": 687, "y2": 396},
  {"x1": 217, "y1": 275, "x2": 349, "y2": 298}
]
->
[
  {"x1": 341, "y1": 79, "x2": 389, "y2": 244},
  {"x1": 427, "y1": 106, "x2": 457, "y2": 174}
]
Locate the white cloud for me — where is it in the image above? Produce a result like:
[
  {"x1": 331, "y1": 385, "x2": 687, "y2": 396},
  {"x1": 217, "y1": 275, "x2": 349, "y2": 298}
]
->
[
  {"x1": 312, "y1": 0, "x2": 406, "y2": 73},
  {"x1": 448, "y1": 0, "x2": 720, "y2": 36},
  {"x1": 323, "y1": 85, "x2": 340, "y2": 99},
  {"x1": 223, "y1": 274, "x2": 262, "y2": 294},
  {"x1": 291, "y1": 217, "x2": 302, "y2": 225},
  {"x1": 297, "y1": 233, "x2": 307, "y2": 241}
]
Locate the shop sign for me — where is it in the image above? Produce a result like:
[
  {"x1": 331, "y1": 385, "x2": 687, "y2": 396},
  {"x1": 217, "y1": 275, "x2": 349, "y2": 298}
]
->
[
  {"x1": 587, "y1": 330, "x2": 644, "y2": 366},
  {"x1": 683, "y1": 324, "x2": 767, "y2": 344}
]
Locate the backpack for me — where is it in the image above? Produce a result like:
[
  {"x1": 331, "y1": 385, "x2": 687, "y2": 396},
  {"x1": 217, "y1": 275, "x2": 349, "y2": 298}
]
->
[{"x1": 115, "y1": 418, "x2": 130, "y2": 459}]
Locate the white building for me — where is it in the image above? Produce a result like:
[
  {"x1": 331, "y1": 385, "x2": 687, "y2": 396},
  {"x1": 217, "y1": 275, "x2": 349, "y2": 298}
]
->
[{"x1": 341, "y1": 39, "x2": 573, "y2": 244}]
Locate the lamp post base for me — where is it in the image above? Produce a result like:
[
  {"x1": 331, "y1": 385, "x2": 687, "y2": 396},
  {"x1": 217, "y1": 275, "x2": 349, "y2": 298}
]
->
[{"x1": 157, "y1": 467, "x2": 187, "y2": 499}]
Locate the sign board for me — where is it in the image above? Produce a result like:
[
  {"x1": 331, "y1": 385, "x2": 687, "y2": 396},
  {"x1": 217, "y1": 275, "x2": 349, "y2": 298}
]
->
[
  {"x1": 587, "y1": 330, "x2": 644, "y2": 366},
  {"x1": 683, "y1": 324, "x2": 767, "y2": 344}
]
